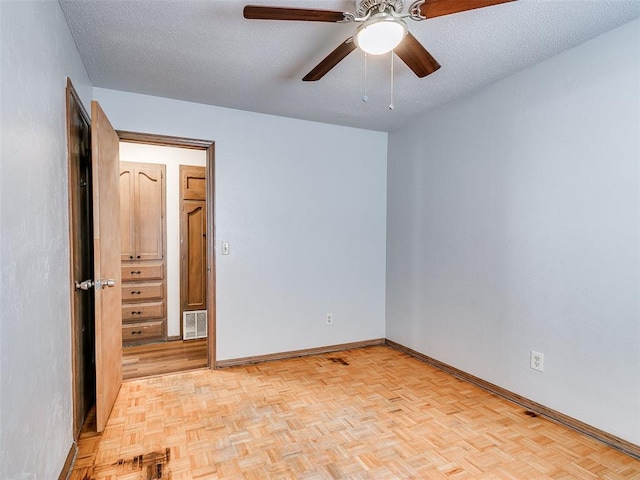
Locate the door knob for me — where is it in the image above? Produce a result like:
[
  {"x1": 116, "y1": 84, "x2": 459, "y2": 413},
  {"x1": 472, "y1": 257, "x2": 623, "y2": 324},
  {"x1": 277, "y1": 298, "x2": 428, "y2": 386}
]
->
[{"x1": 94, "y1": 279, "x2": 116, "y2": 289}]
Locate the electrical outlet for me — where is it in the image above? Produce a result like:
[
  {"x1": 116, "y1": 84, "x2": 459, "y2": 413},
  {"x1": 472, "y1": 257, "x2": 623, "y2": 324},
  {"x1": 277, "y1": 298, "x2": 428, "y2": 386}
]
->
[
  {"x1": 530, "y1": 351, "x2": 544, "y2": 372},
  {"x1": 326, "y1": 313, "x2": 333, "y2": 326}
]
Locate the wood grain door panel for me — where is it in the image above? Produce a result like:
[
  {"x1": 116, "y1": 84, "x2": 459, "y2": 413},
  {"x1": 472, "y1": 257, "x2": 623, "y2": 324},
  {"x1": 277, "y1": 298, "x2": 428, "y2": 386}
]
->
[
  {"x1": 181, "y1": 167, "x2": 206, "y2": 200},
  {"x1": 119, "y1": 165, "x2": 135, "y2": 261},
  {"x1": 181, "y1": 200, "x2": 207, "y2": 311},
  {"x1": 135, "y1": 166, "x2": 164, "y2": 260},
  {"x1": 92, "y1": 101, "x2": 122, "y2": 433}
]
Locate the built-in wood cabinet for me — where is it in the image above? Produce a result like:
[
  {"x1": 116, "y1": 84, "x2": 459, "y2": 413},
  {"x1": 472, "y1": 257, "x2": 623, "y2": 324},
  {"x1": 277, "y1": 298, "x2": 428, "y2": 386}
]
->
[
  {"x1": 120, "y1": 161, "x2": 166, "y2": 345},
  {"x1": 120, "y1": 163, "x2": 164, "y2": 261}
]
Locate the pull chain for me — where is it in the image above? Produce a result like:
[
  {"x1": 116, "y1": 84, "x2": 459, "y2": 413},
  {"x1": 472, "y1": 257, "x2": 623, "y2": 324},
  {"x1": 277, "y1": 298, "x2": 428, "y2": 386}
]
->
[
  {"x1": 362, "y1": 52, "x2": 368, "y2": 103},
  {"x1": 389, "y1": 51, "x2": 395, "y2": 110}
]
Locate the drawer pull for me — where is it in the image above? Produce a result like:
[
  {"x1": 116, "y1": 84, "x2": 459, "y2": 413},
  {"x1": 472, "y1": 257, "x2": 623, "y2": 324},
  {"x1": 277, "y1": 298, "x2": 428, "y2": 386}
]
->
[
  {"x1": 131, "y1": 330, "x2": 143, "y2": 335},
  {"x1": 131, "y1": 311, "x2": 142, "y2": 315},
  {"x1": 131, "y1": 290, "x2": 141, "y2": 295},
  {"x1": 131, "y1": 270, "x2": 141, "y2": 275},
  {"x1": 129, "y1": 255, "x2": 134, "y2": 259}
]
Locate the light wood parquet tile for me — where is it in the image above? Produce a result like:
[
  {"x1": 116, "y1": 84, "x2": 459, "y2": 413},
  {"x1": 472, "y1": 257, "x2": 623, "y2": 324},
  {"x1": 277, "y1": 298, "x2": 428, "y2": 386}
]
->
[{"x1": 71, "y1": 346, "x2": 640, "y2": 479}]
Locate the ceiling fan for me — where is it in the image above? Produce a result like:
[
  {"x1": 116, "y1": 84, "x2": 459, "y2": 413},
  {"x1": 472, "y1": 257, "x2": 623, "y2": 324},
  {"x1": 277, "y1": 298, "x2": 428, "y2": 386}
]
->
[{"x1": 244, "y1": 0, "x2": 516, "y2": 81}]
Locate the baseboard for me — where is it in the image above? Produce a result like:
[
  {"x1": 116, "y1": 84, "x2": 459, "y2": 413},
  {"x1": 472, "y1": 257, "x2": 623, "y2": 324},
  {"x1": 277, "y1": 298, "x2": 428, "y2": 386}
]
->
[
  {"x1": 385, "y1": 339, "x2": 640, "y2": 460},
  {"x1": 58, "y1": 442, "x2": 77, "y2": 480},
  {"x1": 216, "y1": 338, "x2": 386, "y2": 368}
]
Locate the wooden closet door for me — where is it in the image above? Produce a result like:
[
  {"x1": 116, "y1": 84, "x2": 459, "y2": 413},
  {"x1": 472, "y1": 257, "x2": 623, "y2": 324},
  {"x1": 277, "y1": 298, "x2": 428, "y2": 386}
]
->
[
  {"x1": 119, "y1": 163, "x2": 135, "y2": 261},
  {"x1": 181, "y1": 200, "x2": 207, "y2": 311},
  {"x1": 135, "y1": 165, "x2": 164, "y2": 260}
]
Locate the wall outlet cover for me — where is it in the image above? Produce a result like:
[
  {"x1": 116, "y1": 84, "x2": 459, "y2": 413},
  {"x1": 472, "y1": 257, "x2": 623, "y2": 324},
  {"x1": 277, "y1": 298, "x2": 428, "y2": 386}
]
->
[{"x1": 530, "y1": 351, "x2": 544, "y2": 372}]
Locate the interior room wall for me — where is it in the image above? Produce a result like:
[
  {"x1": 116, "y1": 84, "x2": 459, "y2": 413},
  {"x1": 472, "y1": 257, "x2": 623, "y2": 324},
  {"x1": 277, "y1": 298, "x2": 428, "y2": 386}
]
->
[
  {"x1": 119, "y1": 142, "x2": 207, "y2": 337},
  {"x1": 0, "y1": 2, "x2": 94, "y2": 478},
  {"x1": 386, "y1": 19, "x2": 640, "y2": 445},
  {"x1": 95, "y1": 88, "x2": 388, "y2": 361}
]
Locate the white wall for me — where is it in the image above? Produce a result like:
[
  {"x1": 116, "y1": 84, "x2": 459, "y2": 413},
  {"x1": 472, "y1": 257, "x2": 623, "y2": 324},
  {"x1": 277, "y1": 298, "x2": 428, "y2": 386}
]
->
[
  {"x1": 386, "y1": 19, "x2": 640, "y2": 445},
  {"x1": 0, "y1": 1, "x2": 94, "y2": 478},
  {"x1": 119, "y1": 143, "x2": 206, "y2": 337},
  {"x1": 96, "y1": 88, "x2": 388, "y2": 360}
]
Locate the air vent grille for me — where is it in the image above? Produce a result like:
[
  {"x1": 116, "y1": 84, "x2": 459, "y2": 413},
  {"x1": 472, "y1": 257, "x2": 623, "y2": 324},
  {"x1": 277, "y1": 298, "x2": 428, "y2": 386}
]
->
[{"x1": 183, "y1": 310, "x2": 207, "y2": 340}]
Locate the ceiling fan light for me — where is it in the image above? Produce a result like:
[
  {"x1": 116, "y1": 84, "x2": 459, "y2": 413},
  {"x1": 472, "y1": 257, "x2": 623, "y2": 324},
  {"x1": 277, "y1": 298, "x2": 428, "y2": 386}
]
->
[{"x1": 355, "y1": 18, "x2": 407, "y2": 55}]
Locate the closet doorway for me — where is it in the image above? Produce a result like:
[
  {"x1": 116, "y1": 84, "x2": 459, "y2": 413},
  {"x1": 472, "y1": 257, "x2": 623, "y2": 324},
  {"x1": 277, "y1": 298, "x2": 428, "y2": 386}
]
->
[{"x1": 117, "y1": 131, "x2": 215, "y2": 379}]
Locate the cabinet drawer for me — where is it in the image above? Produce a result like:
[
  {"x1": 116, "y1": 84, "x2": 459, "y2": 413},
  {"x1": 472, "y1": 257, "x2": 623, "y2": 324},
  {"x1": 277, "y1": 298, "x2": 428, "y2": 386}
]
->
[
  {"x1": 122, "y1": 282, "x2": 163, "y2": 302},
  {"x1": 121, "y1": 302, "x2": 164, "y2": 321},
  {"x1": 121, "y1": 263, "x2": 164, "y2": 281},
  {"x1": 122, "y1": 320, "x2": 164, "y2": 342}
]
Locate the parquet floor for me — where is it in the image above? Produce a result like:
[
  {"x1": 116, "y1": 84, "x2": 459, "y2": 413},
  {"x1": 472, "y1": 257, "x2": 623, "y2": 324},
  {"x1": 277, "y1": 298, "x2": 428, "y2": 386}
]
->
[
  {"x1": 71, "y1": 346, "x2": 640, "y2": 479},
  {"x1": 123, "y1": 339, "x2": 208, "y2": 380}
]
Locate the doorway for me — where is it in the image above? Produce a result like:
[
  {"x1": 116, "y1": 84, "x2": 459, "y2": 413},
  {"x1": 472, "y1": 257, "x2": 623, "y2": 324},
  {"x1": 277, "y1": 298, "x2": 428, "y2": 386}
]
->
[
  {"x1": 116, "y1": 131, "x2": 216, "y2": 378},
  {"x1": 68, "y1": 92, "x2": 216, "y2": 435}
]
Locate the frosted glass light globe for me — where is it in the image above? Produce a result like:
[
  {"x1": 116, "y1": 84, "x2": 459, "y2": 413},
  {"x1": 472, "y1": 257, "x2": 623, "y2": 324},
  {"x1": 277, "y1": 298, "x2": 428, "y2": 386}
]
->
[{"x1": 355, "y1": 18, "x2": 407, "y2": 55}]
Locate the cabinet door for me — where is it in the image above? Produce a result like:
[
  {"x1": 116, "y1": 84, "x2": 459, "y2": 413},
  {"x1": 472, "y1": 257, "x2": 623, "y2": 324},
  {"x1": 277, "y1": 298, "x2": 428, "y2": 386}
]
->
[
  {"x1": 135, "y1": 165, "x2": 165, "y2": 260},
  {"x1": 119, "y1": 163, "x2": 135, "y2": 261},
  {"x1": 181, "y1": 200, "x2": 207, "y2": 311},
  {"x1": 181, "y1": 167, "x2": 206, "y2": 201}
]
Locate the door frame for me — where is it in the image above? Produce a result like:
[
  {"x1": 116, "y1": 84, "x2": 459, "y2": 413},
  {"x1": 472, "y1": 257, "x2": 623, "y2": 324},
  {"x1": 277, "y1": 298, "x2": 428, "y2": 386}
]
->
[
  {"x1": 116, "y1": 130, "x2": 217, "y2": 368},
  {"x1": 66, "y1": 79, "x2": 95, "y2": 438}
]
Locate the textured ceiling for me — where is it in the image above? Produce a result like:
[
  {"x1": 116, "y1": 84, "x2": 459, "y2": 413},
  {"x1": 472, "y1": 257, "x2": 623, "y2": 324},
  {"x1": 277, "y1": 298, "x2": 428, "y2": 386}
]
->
[{"x1": 59, "y1": 0, "x2": 640, "y2": 132}]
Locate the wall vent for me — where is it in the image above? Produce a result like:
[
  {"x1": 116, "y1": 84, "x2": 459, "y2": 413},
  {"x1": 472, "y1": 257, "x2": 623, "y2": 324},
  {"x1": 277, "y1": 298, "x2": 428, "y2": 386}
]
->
[{"x1": 183, "y1": 310, "x2": 207, "y2": 340}]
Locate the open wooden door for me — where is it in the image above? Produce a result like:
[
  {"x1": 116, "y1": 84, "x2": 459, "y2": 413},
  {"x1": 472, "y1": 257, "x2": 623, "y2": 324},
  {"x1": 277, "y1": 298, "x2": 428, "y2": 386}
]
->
[{"x1": 91, "y1": 101, "x2": 122, "y2": 432}]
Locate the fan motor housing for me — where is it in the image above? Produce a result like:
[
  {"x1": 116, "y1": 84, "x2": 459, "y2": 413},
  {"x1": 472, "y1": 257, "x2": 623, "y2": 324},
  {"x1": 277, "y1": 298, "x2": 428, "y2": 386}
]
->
[{"x1": 356, "y1": 0, "x2": 404, "y2": 17}]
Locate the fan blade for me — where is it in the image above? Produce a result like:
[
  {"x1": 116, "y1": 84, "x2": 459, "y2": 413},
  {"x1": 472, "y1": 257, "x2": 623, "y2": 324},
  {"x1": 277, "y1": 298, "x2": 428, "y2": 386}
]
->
[
  {"x1": 394, "y1": 33, "x2": 440, "y2": 78},
  {"x1": 303, "y1": 38, "x2": 357, "y2": 81},
  {"x1": 420, "y1": 0, "x2": 516, "y2": 19},
  {"x1": 243, "y1": 5, "x2": 347, "y2": 22}
]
